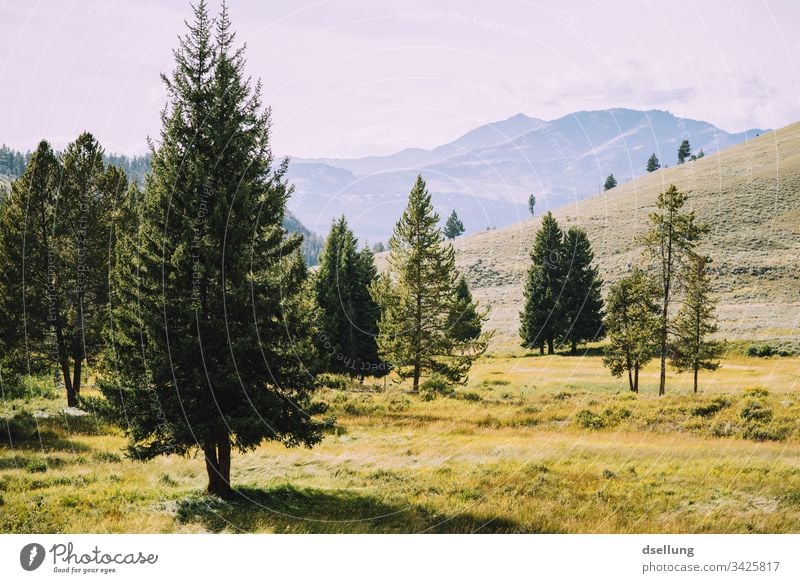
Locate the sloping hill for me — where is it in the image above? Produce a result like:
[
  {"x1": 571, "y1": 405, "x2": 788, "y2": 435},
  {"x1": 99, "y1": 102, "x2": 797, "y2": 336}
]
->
[{"x1": 445, "y1": 121, "x2": 800, "y2": 347}]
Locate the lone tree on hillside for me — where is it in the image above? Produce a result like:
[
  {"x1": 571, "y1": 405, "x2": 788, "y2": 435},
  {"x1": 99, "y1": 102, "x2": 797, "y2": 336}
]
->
[
  {"x1": 315, "y1": 216, "x2": 387, "y2": 380},
  {"x1": 371, "y1": 175, "x2": 488, "y2": 392},
  {"x1": 443, "y1": 209, "x2": 465, "y2": 239},
  {"x1": 641, "y1": 184, "x2": 707, "y2": 396},
  {"x1": 559, "y1": 227, "x2": 605, "y2": 353},
  {"x1": 603, "y1": 269, "x2": 660, "y2": 393},
  {"x1": 646, "y1": 153, "x2": 661, "y2": 172},
  {"x1": 101, "y1": 1, "x2": 325, "y2": 498},
  {"x1": 528, "y1": 193, "x2": 536, "y2": 216},
  {"x1": 520, "y1": 211, "x2": 565, "y2": 355},
  {"x1": 0, "y1": 135, "x2": 130, "y2": 406},
  {"x1": 677, "y1": 139, "x2": 692, "y2": 164},
  {"x1": 604, "y1": 174, "x2": 617, "y2": 191},
  {"x1": 670, "y1": 255, "x2": 723, "y2": 392}
]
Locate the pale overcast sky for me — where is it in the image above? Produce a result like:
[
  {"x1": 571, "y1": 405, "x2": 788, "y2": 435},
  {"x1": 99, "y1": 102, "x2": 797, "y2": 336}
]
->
[{"x1": 0, "y1": 0, "x2": 798, "y2": 157}]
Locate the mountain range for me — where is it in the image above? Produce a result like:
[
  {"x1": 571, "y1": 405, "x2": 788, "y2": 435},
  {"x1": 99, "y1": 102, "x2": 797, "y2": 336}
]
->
[{"x1": 287, "y1": 108, "x2": 766, "y2": 242}]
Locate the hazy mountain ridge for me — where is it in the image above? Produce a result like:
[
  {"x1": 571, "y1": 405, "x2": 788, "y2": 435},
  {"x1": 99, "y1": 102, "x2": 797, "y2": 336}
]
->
[
  {"x1": 434, "y1": 121, "x2": 799, "y2": 347},
  {"x1": 287, "y1": 108, "x2": 766, "y2": 242}
]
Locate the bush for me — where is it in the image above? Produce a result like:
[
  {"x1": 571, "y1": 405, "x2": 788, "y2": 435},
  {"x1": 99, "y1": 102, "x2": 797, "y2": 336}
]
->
[
  {"x1": 740, "y1": 399, "x2": 773, "y2": 423},
  {"x1": 456, "y1": 391, "x2": 482, "y2": 402},
  {"x1": 743, "y1": 386, "x2": 769, "y2": 398},
  {"x1": 318, "y1": 374, "x2": 350, "y2": 390},
  {"x1": 691, "y1": 396, "x2": 732, "y2": 417},
  {"x1": 742, "y1": 423, "x2": 788, "y2": 442},
  {"x1": 576, "y1": 407, "x2": 631, "y2": 430},
  {"x1": 1, "y1": 374, "x2": 57, "y2": 400},
  {"x1": 745, "y1": 344, "x2": 774, "y2": 357},
  {"x1": 420, "y1": 377, "x2": 454, "y2": 398}
]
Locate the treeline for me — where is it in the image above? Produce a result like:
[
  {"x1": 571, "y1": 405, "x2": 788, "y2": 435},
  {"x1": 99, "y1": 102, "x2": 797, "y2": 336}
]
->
[{"x1": 0, "y1": 1, "x2": 488, "y2": 496}]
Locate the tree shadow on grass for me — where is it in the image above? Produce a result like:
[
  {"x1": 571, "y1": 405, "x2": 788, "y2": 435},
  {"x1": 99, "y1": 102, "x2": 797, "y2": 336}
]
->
[{"x1": 176, "y1": 484, "x2": 529, "y2": 534}]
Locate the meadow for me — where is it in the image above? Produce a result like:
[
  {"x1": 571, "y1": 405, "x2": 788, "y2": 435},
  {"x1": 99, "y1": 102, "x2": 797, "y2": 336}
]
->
[{"x1": 2, "y1": 347, "x2": 799, "y2": 534}]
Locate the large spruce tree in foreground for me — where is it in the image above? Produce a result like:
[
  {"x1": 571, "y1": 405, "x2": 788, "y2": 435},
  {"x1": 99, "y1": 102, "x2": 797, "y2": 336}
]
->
[
  {"x1": 0, "y1": 135, "x2": 128, "y2": 406},
  {"x1": 371, "y1": 175, "x2": 487, "y2": 392},
  {"x1": 102, "y1": 1, "x2": 324, "y2": 497},
  {"x1": 315, "y1": 216, "x2": 387, "y2": 380}
]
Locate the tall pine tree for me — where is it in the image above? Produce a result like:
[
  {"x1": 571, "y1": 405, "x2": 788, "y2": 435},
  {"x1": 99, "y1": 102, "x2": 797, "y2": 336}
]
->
[
  {"x1": 559, "y1": 227, "x2": 604, "y2": 353},
  {"x1": 603, "y1": 269, "x2": 660, "y2": 393},
  {"x1": 670, "y1": 255, "x2": 722, "y2": 392},
  {"x1": 520, "y1": 211, "x2": 564, "y2": 355},
  {"x1": 101, "y1": 1, "x2": 325, "y2": 497},
  {"x1": 641, "y1": 184, "x2": 707, "y2": 395},
  {"x1": 0, "y1": 135, "x2": 127, "y2": 405},
  {"x1": 646, "y1": 153, "x2": 660, "y2": 172},
  {"x1": 443, "y1": 210, "x2": 465, "y2": 239},
  {"x1": 315, "y1": 216, "x2": 386, "y2": 380},
  {"x1": 371, "y1": 175, "x2": 487, "y2": 392}
]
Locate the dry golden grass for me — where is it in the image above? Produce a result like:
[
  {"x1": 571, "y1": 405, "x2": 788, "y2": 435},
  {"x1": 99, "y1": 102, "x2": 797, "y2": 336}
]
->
[{"x1": 2, "y1": 352, "x2": 799, "y2": 534}]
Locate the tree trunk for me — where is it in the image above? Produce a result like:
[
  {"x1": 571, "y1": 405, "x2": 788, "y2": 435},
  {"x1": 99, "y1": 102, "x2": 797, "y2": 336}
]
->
[
  {"x1": 634, "y1": 363, "x2": 640, "y2": 393},
  {"x1": 412, "y1": 360, "x2": 420, "y2": 393},
  {"x1": 571, "y1": 339, "x2": 577, "y2": 354},
  {"x1": 693, "y1": 366, "x2": 698, "y2": 394},
  {"x1": 546, "y1": 336, "x2": 554, "y2": 355},
  {"x1": 539, "y1": 343, "x2": 544, "y2": 356},
  {"x1": 205, "y1": 435, "x2": 233, "y2": 499},
  {"x1": 658, "y1": 327, "x2": 667, "y2": 396},
  {"x1": 72, "y1": 356, "x2": 82, "y2": 400},
  {"x1": 627, "y1": 367, "x2": 634, "y2": 392},
  {"x1": 54, "y1": 325, "x2": 76, "y2": 407}
]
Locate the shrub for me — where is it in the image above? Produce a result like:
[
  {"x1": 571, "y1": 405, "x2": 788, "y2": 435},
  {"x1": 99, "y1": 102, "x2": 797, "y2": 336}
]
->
[
  {"x1": 25, "y1": 458, "x2": 49, "y2": 473},
  {"x1": 456, "y1": 391, "x2": 482, "y2": 402},
  {"x1": 576, "y1": 407, "x2": 631, "y2": 430},
  {"x1": 576, "y1": 410, "x2": 604, "y2": 430},
  {"x1": 318, "y1": 374, "x2": 350, "y2": 390},
  {"x1": 691, "y1": 396, "x2": 732, "y2": 417},
  {"x1": 1, "y1": 374, "x2": 57, "y2": 400},
  {"x1": 745, "y1": 344, "x2": 774, "y2": 357},
  {"x1": 740, "y1": 399, "x2": 773, "y2": 423},
  {"x1": 742, "y1": 423, "x2": 788, "y2": 442},
  {"x1": 420, "y1": 377, "x2": 454, "y2": 397},
  {"x1": 743, "y1": 386, "x2": 769, "y2": 398}
]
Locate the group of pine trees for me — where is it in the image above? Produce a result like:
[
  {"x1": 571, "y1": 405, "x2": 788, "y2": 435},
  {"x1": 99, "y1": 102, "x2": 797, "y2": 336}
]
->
[
  {"x1": 602, "y1": 185, "x2": 721, "y2": 393},
  {"x1": 519, "y1": 212, "x2": 604, "y2": 355},
  {"x1": 0, "y1": 0, "x2": 725, "y2": 498},
  {"x1": 0, "y1": 2, "x2": 490, "y2": 495}
]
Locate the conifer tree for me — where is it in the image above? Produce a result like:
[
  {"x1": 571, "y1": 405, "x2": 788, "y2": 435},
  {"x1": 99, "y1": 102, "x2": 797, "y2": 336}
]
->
[
  {"x1": 520, "y1": 211, "x2": 564, "y2": 355},
  {"x1": 604, "y1": 174, "x2": 617, "y2": 190},
  {"x1": 559, "y1": 227, "x2": 604, "y2": 353},
  {"x1": 646, "y1": 153, "x2": 661, "y2": 172},
  {"x1": 670, "y1": 255, "x2": 722, "y2": 392},
  {"x1": 603, "y1": 269, "x2": 660, "y2": 392},
  {"x1": 447, "y1": 276, "x2": 484, "y2": 342},
  {"x1": 315, "y1": 216, "x2": 386, "y2": 380},
  {"x1": 371, "y1": 175, "x2": 487, "y2": 392},
  {"x1": 677, "y1": 139, "x2": 691, "y2": 164},
  {"x1": 0, "y1": 135, "x2": 127, "y2": 406},
  {"x1": 101, "y1": 1, "x2": 325, "y2": 497},
  {"x1": 527, "y1": 193, "x2": 536, "y2": 216},
  {"x1": 443, "y1": 209, "x2": 465, "y2": 239},
  {"x1": 641, "y1": 184, "x2": 707, "y2": 395}
]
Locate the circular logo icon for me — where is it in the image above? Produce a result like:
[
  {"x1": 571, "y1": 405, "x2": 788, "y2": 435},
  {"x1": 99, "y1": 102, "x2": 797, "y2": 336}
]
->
[{"x1": 20, "y1": 543, "x2": 46, "y2": 571}]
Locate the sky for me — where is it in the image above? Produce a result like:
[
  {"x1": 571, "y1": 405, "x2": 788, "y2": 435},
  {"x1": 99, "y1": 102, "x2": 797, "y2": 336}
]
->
[{"x1": 0, "y1": 0, "x2": 798, "y2": 158}]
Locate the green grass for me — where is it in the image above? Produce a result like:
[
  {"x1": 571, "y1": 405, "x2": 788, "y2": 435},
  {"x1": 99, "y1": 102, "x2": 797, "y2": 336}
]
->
[{"x1": 1, "y1": 353, "x2": 799, "y2": 533}]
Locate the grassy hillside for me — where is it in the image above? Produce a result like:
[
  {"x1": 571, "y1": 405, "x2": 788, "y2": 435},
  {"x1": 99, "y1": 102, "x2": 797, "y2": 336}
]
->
[{"x1": 445, "y1": 122, "x2": 800, "y2": 348}]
